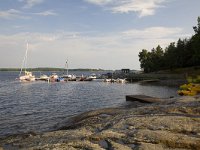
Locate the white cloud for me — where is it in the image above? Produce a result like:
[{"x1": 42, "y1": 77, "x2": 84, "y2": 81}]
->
[
  {"x1": 0, "y1": 9, "x2": 56, "y2": 20},
  {"x1": 0, "y1": 9, "x2": 27, "y2": 19},
  {"x1": 19, "y1": 0, "x2": 45, "y2": 8},
  {"x1": 84, "y1": 0, "x2": 113, "y2": 5},
  {"x1": 111, "y1": 0, "x2": 166, "y2": 17},
  {"x1": 33, "y1": 10, "x2": 57, "y2": 16},
  {"x1": 122, "y1": 27, "x2": 183, "y2": 39},
  {"x1": 0, "y1": 26, "x2": 189, "y2": 69},
  {"x1": 84, "y1": 0, "x2": 167, "y2": 17}
]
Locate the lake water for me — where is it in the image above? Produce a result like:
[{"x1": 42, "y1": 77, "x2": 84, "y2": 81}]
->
[{"x1": 0, "y1": 71, "x2": 178, "y2": 138}]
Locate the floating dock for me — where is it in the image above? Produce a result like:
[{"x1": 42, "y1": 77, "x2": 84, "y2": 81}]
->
[{"x1": 126, "y1": 95, "x2": 162, "y2": 103}]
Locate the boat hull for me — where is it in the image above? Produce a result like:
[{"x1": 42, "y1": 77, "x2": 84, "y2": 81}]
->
[{"x1": 19, "y1": 75, "x2": 35, "y2": 82}]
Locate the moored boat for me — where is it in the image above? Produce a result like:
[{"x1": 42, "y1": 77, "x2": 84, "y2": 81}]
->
[
  {"x1": 49, "y1": 73, "x2": 59, "y2": 82},
  {"x1": 116, "y1": 78, "x2": 127, "y2": 83},
  {"x1": 103, "y1": 78, "x2": 126, "y2": 83},
  {"x1": 48, "y1": 73, "x2": 64, "y2": 82},
  {"x1": 63, "y1": 74, "x2": 76, "y2": 81},
  {"x1": 103, "y1": 78, "x2": 116, "y2": 83},
  {"x1": 83, "y1": 77, "x2": 93, "y2": 81},
  {"x1": 19, "y1": 71, "x2": 35, "y2": 82},
  {"x1": 19, "y1": 43, "x2": 35, "y2": 82},
  {"x1": 37, "y1": 74, "x2": 49, "y2": 81},
  {"x1": 88, "y1": 73, "x2": 97, "y2": 79},
  {"x1": 62, "y1": 60, "x2": 76, "y2": 81}
]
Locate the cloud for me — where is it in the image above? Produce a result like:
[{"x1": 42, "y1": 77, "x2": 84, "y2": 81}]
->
[
  {"x1": 122, "y1": 27, "x2": 183, "y2": 39},
  {"x1": 19, "y1": 0, "x2": 45, "y2": 8},
  {"x1": 0, "y1": 9, "x2": 28, "y2": 19},
  {"x1": 84, "y1": 0, "x2": 113, "y2": 5},
  {"x1": 0, "y1": 26, "x2": 189, "y2": 69},
  {"x1": 33, "y1": 10, "x2": 57, "y2": 16},
  {"x1": 0, "y1": 9, "x2": 56, "y2": 20},
  {"x1": 84, "y1": 0, "x2": 167, "y2": 17}
]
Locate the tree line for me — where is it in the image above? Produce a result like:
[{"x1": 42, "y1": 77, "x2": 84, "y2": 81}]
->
[{"x1": 138, "y1": 17, "x2": 200, "y2": 73}]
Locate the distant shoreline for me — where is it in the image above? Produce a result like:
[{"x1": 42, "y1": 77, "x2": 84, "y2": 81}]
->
[{"x1": 0, "y1": 68, "x2": 106, "y2": 72}]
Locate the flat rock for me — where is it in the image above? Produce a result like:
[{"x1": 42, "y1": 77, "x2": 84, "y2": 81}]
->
[
  {"x1": 1, "y1": 96, "x2": 200, "y2": 150},
  {"x1": 126, "y1": 95, "x2": 163, "y2": 103}
]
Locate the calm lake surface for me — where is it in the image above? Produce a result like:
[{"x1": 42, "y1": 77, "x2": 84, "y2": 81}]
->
[{"x1": 0, "y1": 71, "x2": 178, "y2": 138}]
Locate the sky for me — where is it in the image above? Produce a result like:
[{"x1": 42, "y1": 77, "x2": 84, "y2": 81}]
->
[{"x1": 0, "y1": 0, "x2": 200, "y2": 70}]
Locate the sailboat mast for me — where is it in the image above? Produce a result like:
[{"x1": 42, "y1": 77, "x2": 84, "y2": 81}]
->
[
  {"x1": 19, "y1": 43, "x2": 28, "y2": 76},
  {"x1": 25, "y1": 43, "x2": 28, "y2": 72},
  {"x1": 66, "y1": 60, "x2": 68, "y2": 76}
]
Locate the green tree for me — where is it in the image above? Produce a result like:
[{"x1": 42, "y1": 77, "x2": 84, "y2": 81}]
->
[
  {"x1": 154, "y1": 45, "x2": 164, "y2": 70},
  {"x1": 190, "y1": 35, "x2": 200, "y2": 66},
  {"x1": 176, "y1": 38, "x2": 186, "y2": 67},
  {"x1": 190, "y1": 17, "x2": 200, "y2": 66},
  {"x1": 138, "y1": 16, "x2": 200, "y2": 72},
  {"x1": 164, "y1": 42, "x2": 176, "y2": 70},
  {"x1": 138, "y1": 49, "x2": 149, "y2": 72},
  {"x1": 193, "y1": 17, "x2": 200, "y2": 35},
  {"x1": 138, "y1": 46, "x2": 164, "y2": 72}
]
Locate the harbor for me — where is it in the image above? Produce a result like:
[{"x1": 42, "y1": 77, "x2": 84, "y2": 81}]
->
[
  {"x1": 0, "y1": 71, "x2": 178, "y2": 139},
  {"x1": 17, "y1": 44, "x2": 128, "y2": 83},
  {"x1": 1, "y1": 0, "x2": 200, "y2": 149},
  {"x1": 18, "y1": 71, "x2": 129, "y2": 83}
]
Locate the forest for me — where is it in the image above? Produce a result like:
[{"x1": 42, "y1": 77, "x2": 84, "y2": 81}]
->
[{"x1": 138, "y1": 17, "x2": 200, "y2": 73}]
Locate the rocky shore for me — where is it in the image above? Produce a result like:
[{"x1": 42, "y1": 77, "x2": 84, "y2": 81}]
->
[{"x1": 0, "y1": 96, "x2": 200, "y2": 150}]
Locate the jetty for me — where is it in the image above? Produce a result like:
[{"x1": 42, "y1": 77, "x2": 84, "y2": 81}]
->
[{"x1": 126, "y1": 95, "x2": 163, "y2": 103}]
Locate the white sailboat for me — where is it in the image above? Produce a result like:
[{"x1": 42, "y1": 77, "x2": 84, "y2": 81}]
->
[
  {"x1": 19, "y1": 43, "x2": 35, "y2": 82},
  {"x1": 62, "y1": 60, "x2": 76, "y2": 81}
]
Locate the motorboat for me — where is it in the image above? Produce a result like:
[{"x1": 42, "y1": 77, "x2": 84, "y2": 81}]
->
[
  {"x1": 63, "y1": 74, "x2": 76, "y2": 81},
  {"x1": 88, "y1": 73, "x2": 97, "y2": 79},
  {"x1": 37, "y1": 74, "x2": 49, "y2": 81},
  {"x1": 103, "y1": 78, "x2": 116, "y2": 83},
  {"x1": 116, "y1": 78, "x2": 127, "y2": 83},
  {"x1": 76, "y1": 75, "x2": 86, "y2": 81},
  {"x1": 83, "y1": 77, "x2": 93, "y2": 81},
  {"x1": 49, "y1": 73, "x2": 59, "y2": 82}
]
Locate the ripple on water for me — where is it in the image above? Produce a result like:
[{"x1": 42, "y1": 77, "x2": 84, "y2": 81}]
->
[{"x1": 0, "y1": 72, "x2": 178, "y2": 137}]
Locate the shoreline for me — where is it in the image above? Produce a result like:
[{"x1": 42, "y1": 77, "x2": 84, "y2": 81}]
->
[
  {"x1": 1, "y1": 96, "x2": 200, "y2": 149},
  {"x1": 139, "y1": 78, "x2": 187, "y2": 87}
]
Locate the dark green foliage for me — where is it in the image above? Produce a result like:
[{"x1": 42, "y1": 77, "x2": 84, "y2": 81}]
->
[{"x1": 139, "y1": 17, "x2": 200, "y2": 73}]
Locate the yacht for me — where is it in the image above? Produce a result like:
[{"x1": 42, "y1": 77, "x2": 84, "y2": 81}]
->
[{"x1": 19, "y1": 43, "x2": 35, "y2": 82}]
